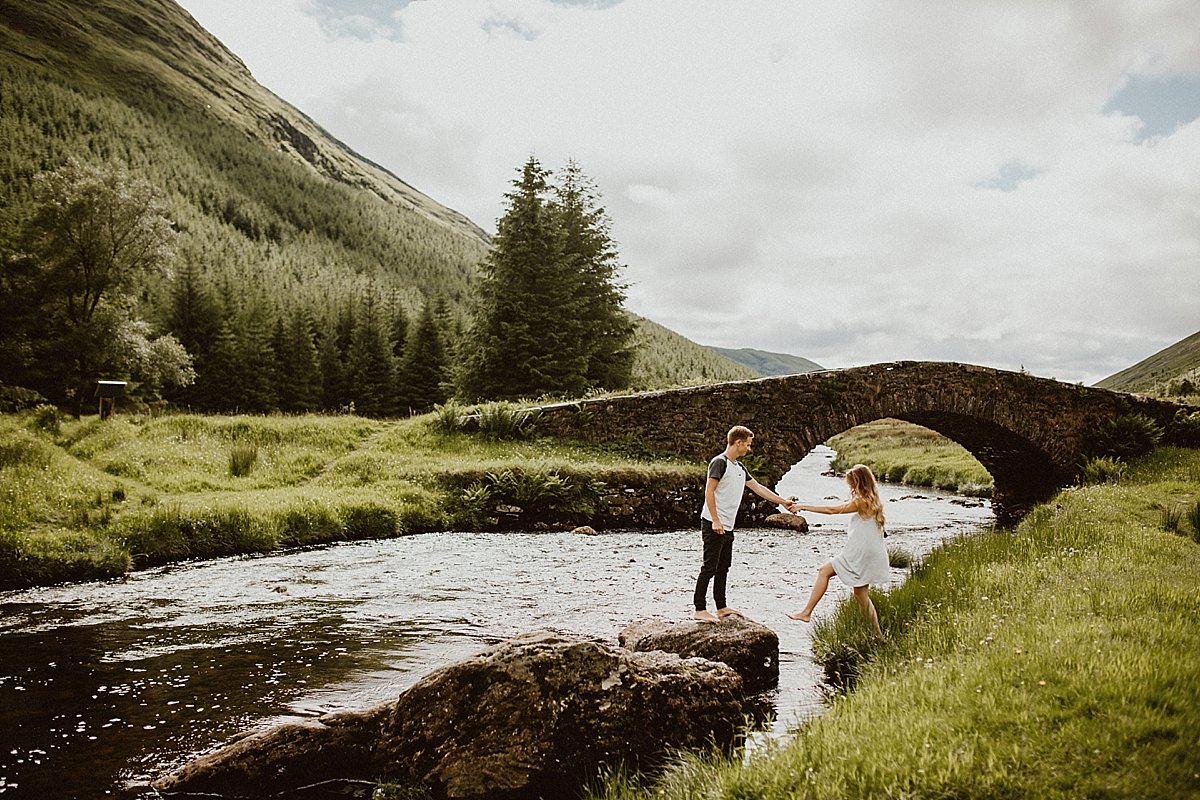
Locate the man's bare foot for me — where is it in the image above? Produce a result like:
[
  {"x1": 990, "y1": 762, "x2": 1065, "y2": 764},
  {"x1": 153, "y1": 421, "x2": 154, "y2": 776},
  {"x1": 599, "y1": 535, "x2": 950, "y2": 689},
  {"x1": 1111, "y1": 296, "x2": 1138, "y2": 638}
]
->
[
  {"x1": 716, "y1": 607, "x2": 744, "y2": 619},
  {"x1": 786, "y1": 611, "x2": 812, "y2": 622},
  {"x1": 693, "y1": 610, "x2": 720, "y2": 624}
]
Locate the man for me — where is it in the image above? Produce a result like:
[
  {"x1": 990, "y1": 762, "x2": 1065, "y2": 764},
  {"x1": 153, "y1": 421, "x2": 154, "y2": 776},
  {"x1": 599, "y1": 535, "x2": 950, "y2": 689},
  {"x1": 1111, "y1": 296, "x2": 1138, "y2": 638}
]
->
[{"x1": 694, "y1": 425, "x2": 796, "y2": 623}]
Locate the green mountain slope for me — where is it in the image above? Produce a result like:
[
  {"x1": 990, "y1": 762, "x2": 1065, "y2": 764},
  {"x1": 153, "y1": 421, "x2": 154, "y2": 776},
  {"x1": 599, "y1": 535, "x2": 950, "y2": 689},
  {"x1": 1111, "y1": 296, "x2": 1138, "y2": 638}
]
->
[
  {"x1": 631, "y1": 319, "x2": 759, "y2": 387},
  {"x1": 1094, "y1": 329, "x2": 1200, "y2": 394},
  {"x1": 0, "y1": 0, "x2": 748, "y2": 391},
  {"x1": 709, "y1": 346, "x2": 823, "y2": 376}
]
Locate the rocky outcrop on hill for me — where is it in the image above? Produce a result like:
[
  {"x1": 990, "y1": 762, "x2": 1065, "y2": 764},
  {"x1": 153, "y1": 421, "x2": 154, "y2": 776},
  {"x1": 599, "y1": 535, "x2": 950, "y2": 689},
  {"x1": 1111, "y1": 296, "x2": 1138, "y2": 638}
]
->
[{"x1": 154, "y1": 629, "x2": 751, "y2": 800}]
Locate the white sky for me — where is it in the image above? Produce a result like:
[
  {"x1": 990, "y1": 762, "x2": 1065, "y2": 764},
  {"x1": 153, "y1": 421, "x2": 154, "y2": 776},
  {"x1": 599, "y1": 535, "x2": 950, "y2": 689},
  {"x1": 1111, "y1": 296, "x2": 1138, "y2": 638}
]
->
[{"x1": 174, "y1": 0, "x2": 1200, "y2": 385}]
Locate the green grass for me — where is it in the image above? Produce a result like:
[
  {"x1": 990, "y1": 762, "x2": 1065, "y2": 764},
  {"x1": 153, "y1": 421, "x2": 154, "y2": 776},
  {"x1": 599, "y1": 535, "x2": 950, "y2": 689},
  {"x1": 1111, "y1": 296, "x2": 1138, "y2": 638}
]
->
[
  {"x1": 589, "y1": 446, "x2": 1200, "y2": 800},
  {"x1": 828, "y1": 418, "x2": 993, "y2": 495},
  {"x1": 0, "y1": 410, "x2": 694, "y2": 587}
]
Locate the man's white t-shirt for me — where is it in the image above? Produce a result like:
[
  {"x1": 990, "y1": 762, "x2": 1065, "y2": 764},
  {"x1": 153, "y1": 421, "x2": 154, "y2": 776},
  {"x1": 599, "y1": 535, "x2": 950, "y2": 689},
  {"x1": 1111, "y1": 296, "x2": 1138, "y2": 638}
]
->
[{"x1": 700, "y1": 454, "x2": 749, "y2": 530}]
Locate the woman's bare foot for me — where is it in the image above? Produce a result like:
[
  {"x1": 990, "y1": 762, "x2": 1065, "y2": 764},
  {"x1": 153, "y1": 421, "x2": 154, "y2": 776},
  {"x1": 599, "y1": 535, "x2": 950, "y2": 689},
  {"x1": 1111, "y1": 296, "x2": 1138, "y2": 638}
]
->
[
  {"x1": 786, "y1": 611, "x2": 812, "y2": 622},
  {"x1": 694, "y1": 610, "x2": 720, "y2": 623},
  {"x1": 716, "y1": 607, "x2": 744, "y2": 619}
]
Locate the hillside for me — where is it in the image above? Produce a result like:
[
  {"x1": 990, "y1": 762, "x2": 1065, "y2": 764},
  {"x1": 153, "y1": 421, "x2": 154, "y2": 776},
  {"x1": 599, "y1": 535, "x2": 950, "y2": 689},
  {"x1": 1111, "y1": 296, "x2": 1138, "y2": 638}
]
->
[
  {"x1": 1095, "y1": 329, "x2": 1200, "y2": 395},
  {"x1": 0, "y1": 0, "x2": 749, "y2": 396},
  {"x1": 709, "y1": 346, "x2": 822, "y2": 376}
]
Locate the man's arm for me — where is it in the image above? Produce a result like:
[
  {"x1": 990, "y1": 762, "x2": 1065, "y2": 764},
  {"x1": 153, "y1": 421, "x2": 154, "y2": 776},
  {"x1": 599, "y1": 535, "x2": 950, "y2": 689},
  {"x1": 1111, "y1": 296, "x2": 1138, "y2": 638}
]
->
[
  {"x1": 747, "y1": 478, "x2": 797, "y2": 511},
  {"x1": 705, "y1": 476, "x2": 725, "y2": 532}
]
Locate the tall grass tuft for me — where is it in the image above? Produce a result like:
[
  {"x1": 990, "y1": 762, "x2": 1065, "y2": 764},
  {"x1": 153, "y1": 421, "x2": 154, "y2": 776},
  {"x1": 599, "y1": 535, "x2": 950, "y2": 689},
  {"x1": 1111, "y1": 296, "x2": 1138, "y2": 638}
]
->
[
  {"x1": 1187, "y1": 499, "x2": 1200, "y2": 544},
  {"x1": 886, "y1": 545, "x2": 914, "y2": 569},
  {"x1": 118, "y1": 505, "x2": 277, "y2": 566},
  {"x1": 1081, "y1": 455, "x2": 1125, "y2": 484},
  {"x1": 0, "y1": 529, "x2": 131, "y2": 589},
  {"x1": 1160, "y1": 505, "x2": 1182, "y2": 533},
  {"x1": 229, "y1": 443, "x2": 258, "y2": 477},
  {"x1": 476, "y1": 402, "x2": 540, "y2": 441}
]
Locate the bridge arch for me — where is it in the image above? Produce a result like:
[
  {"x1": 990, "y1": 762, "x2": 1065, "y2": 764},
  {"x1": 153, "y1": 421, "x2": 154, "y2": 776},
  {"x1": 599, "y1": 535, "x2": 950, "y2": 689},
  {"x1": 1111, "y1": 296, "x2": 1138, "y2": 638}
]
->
[{"x1": 535, "y1": 361, "x2": 1186, "y2": 525}]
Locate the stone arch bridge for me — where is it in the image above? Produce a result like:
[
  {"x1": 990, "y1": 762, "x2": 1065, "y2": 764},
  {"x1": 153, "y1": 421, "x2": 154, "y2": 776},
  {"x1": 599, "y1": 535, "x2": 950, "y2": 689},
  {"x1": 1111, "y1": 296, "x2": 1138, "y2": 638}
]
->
[{"x1": 533, "y1": 361, "x2": 1189, "y2": 526}]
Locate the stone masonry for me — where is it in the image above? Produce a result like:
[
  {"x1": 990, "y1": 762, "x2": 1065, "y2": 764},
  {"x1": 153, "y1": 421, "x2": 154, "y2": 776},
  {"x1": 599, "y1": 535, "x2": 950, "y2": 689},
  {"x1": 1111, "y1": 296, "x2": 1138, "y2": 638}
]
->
[{"x1": 533, "y1": 361, "x2": 1191, "y2": 526}]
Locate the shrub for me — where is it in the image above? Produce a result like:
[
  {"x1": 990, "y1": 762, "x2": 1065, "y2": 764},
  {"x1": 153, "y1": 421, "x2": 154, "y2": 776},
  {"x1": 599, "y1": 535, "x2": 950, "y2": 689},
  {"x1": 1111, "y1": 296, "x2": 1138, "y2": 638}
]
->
[
  {"x1": 429, "y1": 401, "x2": 468, "y2": 435},
  {"x1": 1165, "y1": 410, "x2": 1200, "y2": 448},
  {"x1": 1081, "y1": 456, "x2": 1126, "y2": 485},
  {"x1": 1085, "y1": 413, "x2": 1163, "y2": 461},
  {"x1": 0, "y1": 384, "x2": 47, "y2": 413},
  {"x1": 31, "y1": 404, "x2": 62, "y2": 435},
  {"x1": 447, "y1": 482, "x2": 494, "y2": 530},
  {"x1": 229, "y1": 444, "x2": 258, "y2": 477}
]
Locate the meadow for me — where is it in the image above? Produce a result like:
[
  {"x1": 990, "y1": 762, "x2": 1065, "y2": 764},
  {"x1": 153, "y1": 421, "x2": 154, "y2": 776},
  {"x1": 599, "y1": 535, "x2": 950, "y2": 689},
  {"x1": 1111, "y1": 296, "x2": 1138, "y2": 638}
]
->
[
  {"x1": 590, "y1": 446, "x2": 1200, "y2": 800},
  {"x1": 0, "y1": 407, "x2": 694, "y2": 589},
  {"x1": 829, "y1": 418, "x2": 994, "y2": 496}
]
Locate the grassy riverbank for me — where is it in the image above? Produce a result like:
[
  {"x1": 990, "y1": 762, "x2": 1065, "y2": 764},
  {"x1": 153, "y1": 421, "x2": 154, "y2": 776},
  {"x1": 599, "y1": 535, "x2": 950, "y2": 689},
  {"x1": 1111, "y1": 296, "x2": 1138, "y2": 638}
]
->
[
  {"x1": 592, "y1": 446, "x2": 1200, "y2": 800},
  {"x1": 0, "y1": 409, "x2": 694, "y2": 589},
  {"x1": 829, "y1": 418, "x2": 993, "y2": 496}
]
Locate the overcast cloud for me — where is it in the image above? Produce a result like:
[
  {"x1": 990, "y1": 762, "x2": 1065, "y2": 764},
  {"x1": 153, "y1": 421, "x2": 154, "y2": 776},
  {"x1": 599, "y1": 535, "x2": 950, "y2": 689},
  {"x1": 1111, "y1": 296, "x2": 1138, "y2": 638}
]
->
[{"x1": 175, "y1": 0, "x2": 1200, "y2": 385}]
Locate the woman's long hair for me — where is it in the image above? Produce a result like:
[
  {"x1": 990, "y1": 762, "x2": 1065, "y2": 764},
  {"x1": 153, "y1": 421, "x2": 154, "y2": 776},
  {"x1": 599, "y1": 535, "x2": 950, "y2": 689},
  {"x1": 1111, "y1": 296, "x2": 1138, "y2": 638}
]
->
[{"x1": 846, "y1": 464, "x2": 886, "y2": 530}]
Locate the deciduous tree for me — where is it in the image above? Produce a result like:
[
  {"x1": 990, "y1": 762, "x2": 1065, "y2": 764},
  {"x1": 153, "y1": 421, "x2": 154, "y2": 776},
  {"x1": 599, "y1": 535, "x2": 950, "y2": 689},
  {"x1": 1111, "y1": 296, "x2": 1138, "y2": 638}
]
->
[{"x1": 13, "y1": 158, "x2": 186, "y2": 412}]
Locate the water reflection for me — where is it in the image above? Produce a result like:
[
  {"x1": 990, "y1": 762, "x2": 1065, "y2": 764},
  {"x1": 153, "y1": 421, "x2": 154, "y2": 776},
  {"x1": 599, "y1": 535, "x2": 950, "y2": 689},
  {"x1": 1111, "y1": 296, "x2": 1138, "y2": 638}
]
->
[{"x1": 0, "y1": 446, "x2": 990, "y2": 799}]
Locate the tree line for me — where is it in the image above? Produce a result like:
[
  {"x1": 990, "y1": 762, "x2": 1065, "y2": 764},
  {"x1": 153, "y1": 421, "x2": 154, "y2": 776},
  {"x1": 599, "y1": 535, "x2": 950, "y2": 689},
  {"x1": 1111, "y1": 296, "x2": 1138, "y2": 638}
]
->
[{"x1": 0, "y1": 155, "x2": 635, "y2": 415}]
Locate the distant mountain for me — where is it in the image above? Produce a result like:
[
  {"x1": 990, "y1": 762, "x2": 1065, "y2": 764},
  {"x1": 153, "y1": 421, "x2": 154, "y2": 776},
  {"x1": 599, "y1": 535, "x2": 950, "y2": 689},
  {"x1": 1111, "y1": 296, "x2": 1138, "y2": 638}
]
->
[
  {"x1": 1095, "y1": 330, "x2": 1200, "y2": 394},
  {"x1": 0, "y1": 0, "x2": 750, "y2": 391},
  {"x1": 708, "y1": 347, "x2": 823, "y2": 377}
]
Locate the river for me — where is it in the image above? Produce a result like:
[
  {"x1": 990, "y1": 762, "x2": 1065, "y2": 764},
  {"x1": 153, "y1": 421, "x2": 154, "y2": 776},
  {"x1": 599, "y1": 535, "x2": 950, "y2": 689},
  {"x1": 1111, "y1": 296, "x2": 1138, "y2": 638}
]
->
[{"x1": 0, "y1": 446, "x2": 991, "y2": 799}]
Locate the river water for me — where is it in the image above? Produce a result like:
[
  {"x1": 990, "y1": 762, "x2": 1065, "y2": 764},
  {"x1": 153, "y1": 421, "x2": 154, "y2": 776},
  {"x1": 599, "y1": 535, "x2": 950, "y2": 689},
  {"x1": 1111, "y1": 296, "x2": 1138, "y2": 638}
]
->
[{"x1": 0, "y1": 446, "x2": 991, "y2": 799}]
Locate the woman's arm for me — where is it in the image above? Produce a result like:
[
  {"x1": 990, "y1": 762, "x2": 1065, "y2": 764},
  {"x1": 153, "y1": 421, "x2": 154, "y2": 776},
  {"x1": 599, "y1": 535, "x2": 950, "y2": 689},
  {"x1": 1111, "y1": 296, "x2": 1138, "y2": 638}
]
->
[{"x1": 795, "y1": 498, "x2": 861, "y2": 515}]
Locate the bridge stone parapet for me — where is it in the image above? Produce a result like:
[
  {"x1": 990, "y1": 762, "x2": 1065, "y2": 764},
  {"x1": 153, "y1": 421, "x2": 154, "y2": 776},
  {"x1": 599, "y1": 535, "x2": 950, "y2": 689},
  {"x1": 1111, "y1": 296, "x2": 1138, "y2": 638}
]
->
[{"x1": 534, "y1": 361, "x2": 1188, "y2": 526}]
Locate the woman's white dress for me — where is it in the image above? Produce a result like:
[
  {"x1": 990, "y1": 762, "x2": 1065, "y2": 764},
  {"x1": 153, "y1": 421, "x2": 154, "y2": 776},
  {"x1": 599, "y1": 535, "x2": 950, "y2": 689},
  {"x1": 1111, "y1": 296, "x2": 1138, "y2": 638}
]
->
[{"x1": 831, "y1": 512, "x2": 890, "y2": 587}]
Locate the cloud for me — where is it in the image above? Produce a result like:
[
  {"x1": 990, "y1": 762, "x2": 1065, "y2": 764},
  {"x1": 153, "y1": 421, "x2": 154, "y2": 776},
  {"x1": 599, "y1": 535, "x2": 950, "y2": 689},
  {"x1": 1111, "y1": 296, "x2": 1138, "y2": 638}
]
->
[
  {"x1": 302, "y1": 0, "x2": 411, "y2": 41},
  {"x1": 1104, "y1": 74, "x2": 1200, "y2": 140},
  {"x1": 177, "y1": 0, "x2": 1200, "y2": 386}
]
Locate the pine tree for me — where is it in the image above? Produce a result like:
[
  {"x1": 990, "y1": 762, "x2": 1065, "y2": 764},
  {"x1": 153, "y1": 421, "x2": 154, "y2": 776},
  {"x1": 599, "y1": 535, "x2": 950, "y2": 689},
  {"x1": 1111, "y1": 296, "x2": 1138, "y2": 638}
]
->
[
  {"x1": 552, "y1": 159, "x2": 636, "y2": 390},
  {"x1": 235, "y1": 306, "x2": 278, "y2": 412},
  {"x1": 193, "y1": 319, "x2": 240, "y2": 411},
  {"x1": 398, "y1": 301, "x2": 450, "y2": 414},
  {"x1": 319, "y1": 303, "x2": 356, "y2": 412},
  {"x1": 278, "y1": 308, "x2": 322, "y2": 412},
  {"x1": 346, "y1": 293, "x2": 395, "y2": 417},
  {"x1": 165, "y1": 258, "x2": 222, "y2": 360},
  {"x1": 458, "y1": 157, "x2": 588, "y2": 401},
  {"x1": 389, "y1": 301, "x2": 410, "y2": 364}
]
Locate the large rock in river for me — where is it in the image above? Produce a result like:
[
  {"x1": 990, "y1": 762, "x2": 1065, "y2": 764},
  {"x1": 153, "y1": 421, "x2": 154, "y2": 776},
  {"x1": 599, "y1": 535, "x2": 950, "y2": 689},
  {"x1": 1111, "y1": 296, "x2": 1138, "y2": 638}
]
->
[
  {"x1": 619, "y1": 615, "x2": 780, "y2": 694},
  {"x1": 152, "y1": 705, "x2": 388, "y2": 797},
  {"x1": 154, "y1": 629, "x2": 747, "y2": 800},
  {"x1": 375, "y1": 629, "x2": 746, "y2": 798}
]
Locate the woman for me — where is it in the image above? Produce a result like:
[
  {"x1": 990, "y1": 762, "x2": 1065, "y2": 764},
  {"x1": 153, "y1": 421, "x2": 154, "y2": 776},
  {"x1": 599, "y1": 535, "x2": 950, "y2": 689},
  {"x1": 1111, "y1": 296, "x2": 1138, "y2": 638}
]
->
[{"x1": 786, "y1": 463, "x2": 888, "y2": 639}]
